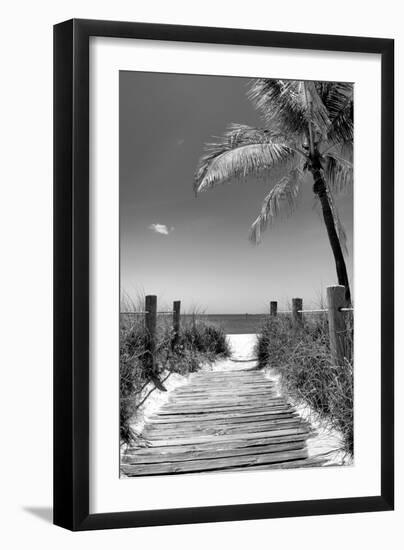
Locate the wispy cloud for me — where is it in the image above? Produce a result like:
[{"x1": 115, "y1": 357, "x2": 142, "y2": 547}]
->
[{"x1": 148, "y1": 223, "x2": 174, "y2": 236}]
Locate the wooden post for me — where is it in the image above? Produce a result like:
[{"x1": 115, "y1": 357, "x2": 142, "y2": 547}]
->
[
  {"x1": 145, "y1": 295, "x2": 157, "y2": 374},
  {"x1": 172, "y1": 300, "x2": 181, "y2": 349},
  {"x1": 292, "y1": 298, "x2": 303, "y2": 327},
  {"x1": 270, "y1": 301, "x2": 278, "y2": 317},
  {"x1": 327, "y1": 285, "x2": 347, "y2": 366}
]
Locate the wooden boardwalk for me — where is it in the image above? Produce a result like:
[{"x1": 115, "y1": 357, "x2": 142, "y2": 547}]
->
[{"x1": 122, "y1": 366, "x2": 325, "y2": 476}]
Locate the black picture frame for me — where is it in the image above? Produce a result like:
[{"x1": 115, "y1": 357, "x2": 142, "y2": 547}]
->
[{"x1": 54, "y1": 18, "x2": 394, "y2": 531}]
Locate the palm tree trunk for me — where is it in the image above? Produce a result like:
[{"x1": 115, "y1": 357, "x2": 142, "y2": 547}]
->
[{"x1": 310, "y1": 167, "x2": 352, "y2": 304}]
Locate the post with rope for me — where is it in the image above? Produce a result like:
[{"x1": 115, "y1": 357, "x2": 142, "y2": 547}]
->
[
  {"x1": 292, "y1": 298, "x2": 303, "y2": 328},
  {"x1": 327, "y1": 285, "x2": 347, "y2": 366},
  {"x1": 172, "y1": 300, "x2": 181, "y2": 350},
  {"x1": 144, "y1": 295, "x2": 157, "y2": 376}
]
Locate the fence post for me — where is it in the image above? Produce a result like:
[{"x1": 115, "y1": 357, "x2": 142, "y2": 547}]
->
[
  {"x1": 327, "y1": 285, "x2": 347, "y2": 366},
  {"x1": 292, "y1": 298, "x2": 303, "y2": 327},
  {"x1": 172, "y1": 300, "x2": 181, "y2": 349},
  {"x1": 145, "y1": 295, "x2": 157, "y2": 374},
  {"x1": 270, "y1": 301, "x2": 278, "y2": 317}
]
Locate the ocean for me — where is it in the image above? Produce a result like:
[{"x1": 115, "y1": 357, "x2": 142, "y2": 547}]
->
[{"x1": 182, "y1": 314, "x2": 267, "y2": 334}]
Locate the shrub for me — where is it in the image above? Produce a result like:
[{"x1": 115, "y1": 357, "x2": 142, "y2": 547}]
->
[
  {"x1": 119, "y1": 319, "x2": 148, "y2": 443},
  {"x1": 181, "y1": 320, "x2": 230, "y2": 357},
  {"x1": 255, "y1": 312, "x2": 353, "y2": 454}
]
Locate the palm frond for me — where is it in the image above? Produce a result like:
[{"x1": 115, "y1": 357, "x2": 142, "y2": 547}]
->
[
  {"x1": 317, "y1": 82, "x2": 353, "y2": 119},
  {"x1": 248, "y1": 79, "x2": 331, "y2": 139},
  {"x1": 319, "y1": 82, "x2": 353, "y2": 144},
  {"x1": 248, "y1": 80, "x2": 308, "y2": 136},
  {"x1": 249, "y1": 166, "x2": 304, "y2": 244},
  {"x1": 304, "y1": 81, "x2": 331, "y2": 139},
  {"x1": 324, "y1": 152, "x2": 353, "y2": 193},
  {"x1": 195, "y1": 124, "x2": 297, "y2": 193},
  {"x1": 322, "y1": 139, "x2": 353, "y2": 162}
]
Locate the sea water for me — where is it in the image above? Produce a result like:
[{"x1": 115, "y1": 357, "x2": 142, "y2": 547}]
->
[{"x1": 182, "y1": 314, "x2": 267, "y2": 334}]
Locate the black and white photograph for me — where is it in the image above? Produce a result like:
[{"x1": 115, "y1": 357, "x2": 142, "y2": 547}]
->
[
  {"x1": 0, "y1": 0, "x2": 398, "y2": 542},
  {"x1": 119, "y1": 72, "x2": 354, "y2": 477}
]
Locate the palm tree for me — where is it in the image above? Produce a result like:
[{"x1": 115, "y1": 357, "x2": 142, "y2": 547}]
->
[{"x1": 194, "y1": 80, "x2": 353, "y2": 304}]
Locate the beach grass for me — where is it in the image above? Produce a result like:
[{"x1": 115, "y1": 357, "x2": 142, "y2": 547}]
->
[{"x1": 255, "y1": 310, "x2": 353, "y2": 454}]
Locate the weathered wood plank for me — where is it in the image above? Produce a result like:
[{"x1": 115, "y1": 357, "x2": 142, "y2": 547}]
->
[
  {"x1": 127, "y1": 433, "x2": 310, "y2": 456},
  {"x1": 180, "y1": 383, "x2": 273, "y2": 390},
  {"x1": 170, "y1": 391, "x2": 278, "y2": 399},
  {"x1": 162, "y1": 396, "x2": 287, "y2": 406},
  {"x1": 149, "y1": 409, "x2": 296, "y2": 423},
  {"x1": 160, "y1": 401, "x2": 285, "y2": 414},
  {"x1": 157, "y1": 404, "x2": 291, "y2": 416},
  {"x1": 137, "y1": 427, "x2": 311, "y2": 447},
  {"x1": 145, "y1": 416, "x2": 305, "y2": 435},
  {"x1": 186, "y1": 377, "x2": 271, "y2": 382},
  {"x1": 164, "y1": 401, "x2": 281, "y2": 409},
  {"x1": 173, "y1": 390, "x2": 276, "y2": 398},
  {"x1": 172, "y1": 393, "x2": 277, "y2": 400},
  {"x1": 231, "y1": 457, "x2": 327, "y2": 471},
  {"x1": 122, "y1": 448, "x2": 309, "y2": 475},
  {"x1": 144, "y1": 422, "x2": 309, "y2": 440},
  {"x1": 150, "y1": 416, "x2": 304, "y2": 427},
  {"x1": 123, "y1": 441, "x2": 306, "y2": 464},
  {"x1": 181, "y1": 384, "x2": 272, "y2": 391},
  {"x1": 158, "y1": 404, "x2": 289, "y2": 415}
]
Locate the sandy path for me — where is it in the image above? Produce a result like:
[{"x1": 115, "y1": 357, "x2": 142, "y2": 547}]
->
[{"x1": 201, "y1": 334, "x2": 258, "y2": 372}]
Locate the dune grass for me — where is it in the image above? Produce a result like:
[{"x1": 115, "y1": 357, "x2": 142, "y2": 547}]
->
[
  {"x1": 255, "y1": 311, "x2": 353, "y2": 454},
  {"x1": 120, "y1": 306, "x2": 230, "y2": 444}
]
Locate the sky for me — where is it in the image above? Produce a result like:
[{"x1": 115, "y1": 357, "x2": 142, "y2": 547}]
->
[{"x1": 120, "y1": 71, "x2": 353, "y2": 313}]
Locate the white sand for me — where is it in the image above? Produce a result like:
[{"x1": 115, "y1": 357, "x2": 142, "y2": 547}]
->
[
  {"x1": 201, "y1": 333, "x2": 258, "y2": 372},
  {"x1": 122, "y1": 370, "x2": 190, "y2": 455}
]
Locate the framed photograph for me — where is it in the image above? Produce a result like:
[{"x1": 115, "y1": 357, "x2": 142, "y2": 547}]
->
[{"x1": 54, "y1": 19, "x2": 394, "y2": 531}]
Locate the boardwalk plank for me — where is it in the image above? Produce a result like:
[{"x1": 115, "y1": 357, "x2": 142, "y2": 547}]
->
[
  {"x1": 231, "y1": 457, "x2": 328, "y2": 470},
  {"x1": 123, "y1": 441, "x2": 306, "y2": 464},
  {"x1": 128, "y1": 433, "x2": 309, "y2": 455},
  {"x1": 149, "y1": 410, "x2": 296, "y2": 423},
  {"x1": 122, "y1": 449, "x2": 309, "y2": 476},
  {"x1": 144, "y1": 418, "x2": 307, "y2": 437},
  {"x1": 157, "y1": 405, "x2": 291, "y2": 416},
  {"x1": 160, "y1": 399, "x2": 287, "y2": 411},
  {"x1": 133, "y1": 427, "x2": 311, "y2": 447}
]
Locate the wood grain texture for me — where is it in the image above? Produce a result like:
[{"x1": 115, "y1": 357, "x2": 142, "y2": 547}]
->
[
  {"x1": 327, "y1": 285, "x2": 348, "y2": 366},
  {"x1": 122, "y1": 368, "x2": 316, "y2": 476}
]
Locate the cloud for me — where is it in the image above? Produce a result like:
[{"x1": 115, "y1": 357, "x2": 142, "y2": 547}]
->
[{"x1": 148, "y1": 223, "x2": 173, "y2": 236}]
